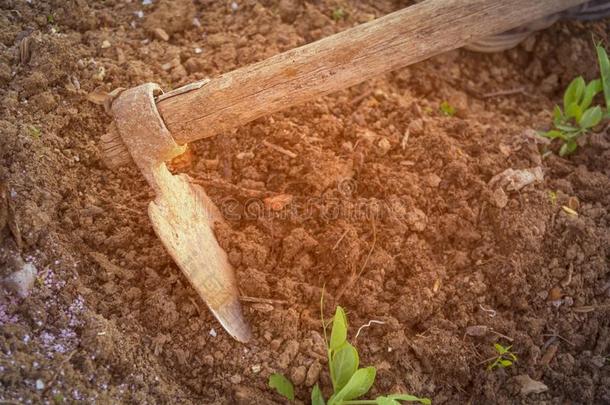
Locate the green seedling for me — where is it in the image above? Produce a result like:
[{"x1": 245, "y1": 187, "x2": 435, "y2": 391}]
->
[
  {"x1": 268, "y1": 301, "x2": 431, "y2": 405},
  {"x1": 538, "y1": 76, "x2": 603, "y2": 156},
  {"x1": 331, "y1": 7, "x2": 347, "y2": 21},
  {"x1": 539, "y1": 43, "x2": 610, "y2": 156},
  {"x1": 487, "y1": 343, "x2": 517, "y2": 371},
  {"x1": 439, "y1": 101, "x2": 455, "y2": 117}
]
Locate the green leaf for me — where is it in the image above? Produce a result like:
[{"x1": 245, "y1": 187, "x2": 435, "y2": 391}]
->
[
  {"x1": 596, "y1": 44, "x2": 610, "y2": 111},
  {"x1": 579, "y1": 106, "x2": 603, "y2": 129},
  {"x1": 311, "y1": 384, "x2": 326, "y2": 405},
  {"x1": 552, "y1": 105, "x2": 564, "y2": 125},
  {"x1": 579, "y1": 79, "x2": 602, "y2": 111},
  {"x1": 559, "y1": 140, "x2": 578, "y2": 156},
  {"x1": 330, "y1": 306, "x2": 348, "y2": 351},
  {"x1": 377, "y1": 397, "x2": 401, "y2": 405},
  {"x1": 494, "y1": 343, "x2": 508, "y2": 355},
  {"x1": 332, "y1": 367, "x2": 377, "y2": 402},
  {"x1": 268, "y1": 373, "x2": 295, "y2": 401},
  {"x1": 563, "y1": 76, "x2": 585, "y2": 111},
  {"x1": 555, "y1": 123, "x2": 579, "y2": 132},
  {"x1": 387, "y1": 393, "x2": 432, "y2": 404},
  {"x1": 565, "y1": 102, "x2": 582, "y2": 121},
  {"x1": 499, "y1": 359, "x2": 513, "y2": 368},
  {"x1": 331, "y1": 342, "x2": 359, "y2": 391}
]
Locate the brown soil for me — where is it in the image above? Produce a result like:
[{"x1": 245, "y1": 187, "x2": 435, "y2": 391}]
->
[{"x1": 1, "y1": 1, "x2": 609, "y2": 404}]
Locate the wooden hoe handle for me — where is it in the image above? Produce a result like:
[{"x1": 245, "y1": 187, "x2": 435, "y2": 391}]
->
[{"x1": 105, "y1": 0, "x2": 587, "y2": 166}]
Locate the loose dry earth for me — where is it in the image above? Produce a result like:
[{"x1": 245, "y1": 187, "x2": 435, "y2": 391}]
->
[{"x1": 0, "y1": 1, "x2": 609, "y2": 404}]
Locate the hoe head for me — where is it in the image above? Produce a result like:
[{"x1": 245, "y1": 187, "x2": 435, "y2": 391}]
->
[{"x1": 100, "y1": 83, "x2": 251, "y2": 343}]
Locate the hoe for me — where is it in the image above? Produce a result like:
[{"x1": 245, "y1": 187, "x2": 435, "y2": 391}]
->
[{"x1": 99, "y1": 0, "x2": 589, "y2": 342}]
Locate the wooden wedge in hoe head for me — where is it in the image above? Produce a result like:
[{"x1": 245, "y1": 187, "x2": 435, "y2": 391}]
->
[{"x1": 99, "y1": 0, "x2": 587, "y2": 342}]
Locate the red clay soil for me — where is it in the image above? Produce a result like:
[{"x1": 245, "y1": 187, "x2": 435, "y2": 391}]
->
[{"x1": 0, "y1": 1, "x2": 609, "y2": 404}]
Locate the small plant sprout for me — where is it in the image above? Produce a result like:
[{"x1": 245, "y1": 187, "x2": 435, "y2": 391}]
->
[
  {"x1": 439, "y1": 101, "x2": 455, "y2": 117},
  {"x1": 268, "y1": 303, "x2": 431, "y2": 405},
  {"x1": 331, "y1": 7, "x2": 347, "y2": 21},
  {"x1": 487, "y1": 343, "x2": 517, "y2": 371},
  {"x1": 539, "y1": 43, "x2": 610, "y2": 156}
]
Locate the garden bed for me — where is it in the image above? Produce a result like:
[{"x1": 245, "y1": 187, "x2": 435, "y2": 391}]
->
[{"x1": 0, "y1": 1, "x2": 608, "y2": 403}]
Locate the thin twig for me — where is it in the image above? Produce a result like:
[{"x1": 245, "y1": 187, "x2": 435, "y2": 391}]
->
[
  {"x1": 332, "y1": 229, "x2": 349, "y2": 250},
  {"x1": 481, "y1": 86, "x2": 531, "y2": 99},
  {"x1": 262, "y1": 140, "x2": 297, "y2": 158},
  {"x1": 357, "y1": 219, "x2": 377, "y2": 279},
  {"x1": 573, "y1": 303, "x2": 610, "y2": 313},
  {"x1": 489, "y1": 330, "x2": 513, "y2": 342},
  {"x1": 240, "y1": 296, "x2": 289, "y2": 305},
  {"x1": 355, "y1": 320, "x2": 385, "y2": 338},
  {"x1": 335, "y1": 219, "x2": 377, "y2": 301},
  {"x1": 543, "y1": 333, "x2": 575, "y2": 346},
  {"x1": 479, "y1": 304, "x2": 497, "y2": 317},
  {"x1": 477, "y1": 355, "x2": 499, "y2": 366},
  {"x1": 191, "y1": 177, "x2": 266, "y2": 198},
  {"x1": 350, "y1": 89, "x2": 373, "y2": 106}
]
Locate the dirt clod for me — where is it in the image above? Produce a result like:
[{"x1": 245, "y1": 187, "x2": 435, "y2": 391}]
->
[{"x1": 512, "y1": 374, "x2": 549, "y2": 395}]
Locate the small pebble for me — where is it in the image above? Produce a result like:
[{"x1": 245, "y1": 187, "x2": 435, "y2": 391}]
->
[
  {"x1": 548, "y1": 286, "x2": 562, "y2": 301},
  {"x1": 153, "y1": 28, "x2": 169, "y2": 42},
  {"x1": 465, "y1": 325, "x2": 488, "y2": 337},
  {"x1": 408, "y1": 118, "x2": 424, "y2": 136},
  {"x1": 290, "y1": 365, "x2": 307, "y2": 385},
  {"x1": 540, "y1": 344, "x2": 558, "y2": 366},
  {"x1": 35, "y1": 379, "x2": 44, "y2": 390},
  {"x1": 3, "y1": 260, "x2": 37, "y2": 298},
  {"x1": 305, "y1": 360, "x2": 322, "y2": 386},
  {"x1": 209, "y1": 328, "x2": 217, "y2": 337},
  {"x1": 512, "y1": 374, "x2": 548, "y2": 395},
  {"x1": 591, "y1": 355, "x2": 605, "y2": 368},
  {"x1": 376, "y1": 137, "x2": 391, "y2": 156},
  {"x1": 491, "y1": 187, "x2": 508, "y2": 208},
  {"x1": 277, "y1": 340, "x2": 299, "y2": 369}
]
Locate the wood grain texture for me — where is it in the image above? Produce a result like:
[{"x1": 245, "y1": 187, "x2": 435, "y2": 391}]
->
[
  {"x1": 157, "y1": 0, "x2": 586, "y2": 144},
  {"x1": 148, "y1": 165, "x2": 252, "y2": 342}
]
